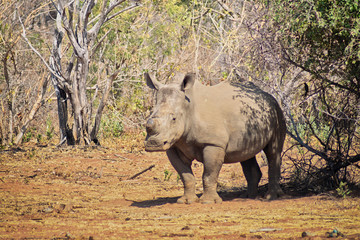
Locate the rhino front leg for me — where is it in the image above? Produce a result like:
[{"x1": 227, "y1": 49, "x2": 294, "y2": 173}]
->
[
  {"x1": 240, "y1": 157, "x2": 262, "y2": 199},
  {"x1": 201, "y1": 145, "x2": 225, "y2": 204},
  {"x1": 166, "y1": 148, "x2": 198, "y2": 204}
]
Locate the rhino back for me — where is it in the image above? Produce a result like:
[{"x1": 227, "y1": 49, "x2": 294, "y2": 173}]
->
[{"x1": 184, "y1": 81, "x2": 281, "y2": 161}]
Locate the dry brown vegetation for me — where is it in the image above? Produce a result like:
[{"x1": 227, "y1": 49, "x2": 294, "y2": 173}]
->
[
  {"x1": 1, "y1": 135, "x2": 360, "y2": 240},
  {"x1": 1, "y1": 1, "x2": 360, "y2": 238}
]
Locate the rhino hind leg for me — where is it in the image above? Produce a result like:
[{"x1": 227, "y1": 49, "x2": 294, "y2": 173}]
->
[
  {"x1": 166, "y1": 148, "x2": 198, "y2": 204},
  {"x1": 240, "y1": 157, "x2": 262, "y2": 199},
  {"x1": 263, "y1": 139, "x2": 284, "y2": 200}
]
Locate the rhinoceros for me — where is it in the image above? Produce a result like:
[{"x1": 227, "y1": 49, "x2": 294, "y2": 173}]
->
[{"x1": 144, "y1": 73, "x2": 286, "y2": 203}]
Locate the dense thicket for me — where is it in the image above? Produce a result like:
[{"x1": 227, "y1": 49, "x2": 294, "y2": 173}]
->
[{"x1": 258, "y1": 0, "x2": 360, "y2": 191}]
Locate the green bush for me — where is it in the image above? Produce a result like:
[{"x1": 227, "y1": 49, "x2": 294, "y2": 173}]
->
[{"x1": 100, "y1": 111, "x2": 124, "y2": 138}]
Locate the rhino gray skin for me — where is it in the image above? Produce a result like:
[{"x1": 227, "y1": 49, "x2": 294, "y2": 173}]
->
[{"x1": 144, "y1": 73, "x2": 286, "y2": 204}]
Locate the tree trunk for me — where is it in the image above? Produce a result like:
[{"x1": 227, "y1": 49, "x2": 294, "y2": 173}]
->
[
  {"x1": 29, "y1": 0, "x2": 139, "y2": 146},
  {"x1": 69, "y1": 57, "x2": 91, "y2": 144},
  {"x1": 2, "y1": 48, "x2": 13, "y2": 144},
  {"x1": 50, "y1": 7, "x2": 75, "y2": 146},
  {"x1": 90, "y1": 70, "x2": 119, "y2": 144},
  {"x1": 19, "y1": 0, "x2": 140, "y2": 146},
  {"x1": 8, "y1": 86, "x2": 18, "y2": 144},
  {"x1": 55, "y1": 85, "x2": 75, "y2": 145}
]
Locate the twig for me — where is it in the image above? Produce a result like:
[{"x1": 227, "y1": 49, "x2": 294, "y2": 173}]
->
[
  {"x1": 128, "y1": 164, "x2": 155, "y2": 180},
  {"x1": 105, "y1": 3, "x2": 141, "y2": 23},
  {"x1": 114, "y1": 154, "x2": 131, "y2": 161},
  {"x1": 56, "y1": 137, "x2": 67, "y2": 147},
  {"x1": 250, "y1": 228, "x2": 283, "y2": 233}
]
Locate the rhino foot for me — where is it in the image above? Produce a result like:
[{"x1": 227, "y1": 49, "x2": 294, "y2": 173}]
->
[
  {"x1": 240, "y1": 192, "x2": 260, "y2": 199},
  {"x1": 200, "y1": 193, "x2": 223, "y2": 204},
  {"x1": 265, "y1": 186, "x2": 284, "y2": 200},
  {"x1": 177, "y1": 194, "x2": 199, "y2": 204}
]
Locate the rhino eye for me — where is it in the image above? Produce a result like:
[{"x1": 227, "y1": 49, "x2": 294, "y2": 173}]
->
[{"x1": 172, "y1": 117, "x2": 176, "y2": 121}]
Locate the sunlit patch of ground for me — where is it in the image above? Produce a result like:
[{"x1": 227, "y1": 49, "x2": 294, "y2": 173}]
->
[{"x1": 1, "y1": 139, "x2": 359, "y2": 239}]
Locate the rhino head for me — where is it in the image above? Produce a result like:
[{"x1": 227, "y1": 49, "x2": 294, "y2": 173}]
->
[{"x1": 144, "y1": 73, "x2": 195, "y2": 152}]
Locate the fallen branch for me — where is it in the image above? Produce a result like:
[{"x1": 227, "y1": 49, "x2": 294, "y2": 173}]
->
[{"x1": 128, "y1": 164, "x2": 155, "y2": 180}]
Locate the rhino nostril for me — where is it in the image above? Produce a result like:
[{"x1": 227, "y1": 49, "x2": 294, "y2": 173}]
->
[
  {"x1": 146, "y1": 126, "x2": 155, "y2": 134},
  {"x1": 163, "y1": 141, "x2": 168, "y2": 145}
]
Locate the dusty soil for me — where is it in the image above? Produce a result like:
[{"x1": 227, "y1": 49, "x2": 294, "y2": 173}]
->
[{"x1": 1, "y1": 138, "x2": 360, "y2": 240}]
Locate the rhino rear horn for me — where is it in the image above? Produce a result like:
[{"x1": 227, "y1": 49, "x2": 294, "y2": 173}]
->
[{"x1": 181, "y1": 73, "x2": 195, "y2": 91}]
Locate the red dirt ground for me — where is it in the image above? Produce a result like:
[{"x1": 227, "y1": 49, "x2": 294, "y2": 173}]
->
[{"x1": 1, "y1": 139, "x2": 359, "y2": 239}]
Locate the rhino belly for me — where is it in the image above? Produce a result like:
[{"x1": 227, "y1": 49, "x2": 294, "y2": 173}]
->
[
  {"x1": 224, "y1": 130, "x2": 272, "y2": 163},
  {"x1": 224, "y1": 149, "x2": 262, "y2": 163}
]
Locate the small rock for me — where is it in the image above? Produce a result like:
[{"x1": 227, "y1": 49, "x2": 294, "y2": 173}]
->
[
  {"x1": 325, "y1": 229, "x2": 344, "y2": 238},
  {"x1": 42, "y1": 207, "x2": 53, "y2": 213},
  {"x1": 302, "y1": 231, "x2": 312, "y2": 237},
  {"x1": 65, "y1": 232, "x2": 75, "y2": 239},
  {"x1": 181, "y1": 226, "x2": 191, "y2": 230}
]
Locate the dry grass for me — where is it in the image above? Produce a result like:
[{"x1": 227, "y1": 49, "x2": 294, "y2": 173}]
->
[{"x1": 1, "y1": 137, "x2": 360, "y2": 239}]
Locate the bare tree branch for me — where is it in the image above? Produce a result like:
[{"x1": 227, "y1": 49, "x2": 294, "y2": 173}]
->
[
  {"x1": 87, "y1": 0, "x2": 133, "y2": 45},
  {"x1": 105, "y1": 3, "x2": 141, "y2": 23},
  {"x1": 14, "y1": 73, "x2": 49, "y2": 144},
  {"x1": 18, "y1": 11, "x2": 70, "y2": 89},
  {"x1": 90, "y1": 28, "x2": 112, "y2": 57},
  {"x1": 90, "y1": 69, "x2": 121, "y2": 143},
  {"x1": 285, "y1": 106, "x2": 328, "y2": 160}
]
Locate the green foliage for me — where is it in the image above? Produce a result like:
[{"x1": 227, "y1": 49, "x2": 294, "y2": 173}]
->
[
  {"x1": 111, "y1": 79, "x2": 148, "y2": 121},
  {"x1": 95, "y1": 0, "x2": 192, "y2": 70},
  {"x1": 23, "y1": 128, "x2": 36, "y2": 143},
  {"x1": 36, "y1": 134, "x2": 42, "y2": 143},
  {"x1": 29, "y1": 32, "x2": 45, "y2": 48},
  {"x1": 252, "y1": 0, "x2": 360, "y2": 191},
  {"x1": 336, "y1": 181, "x2": 352, "y2": 198},
  {"x1": 22, "y1": 127, "x2": 49, "y2": 144},
  {"x1": 263, "y1": 0, "x2": 360, "y2": 81},
  {"x1": 100, "y1": 110, "x2": 124, "y2": 138},
  {"x1": 23, "y1": 131, "x2": 32, "y2": 143},
  {"x1": 46, "y1": 117, "x2": 54, "y2": 141},
  {"x1": 163, "y1": 169, "x2": 173, "y2": 181}
]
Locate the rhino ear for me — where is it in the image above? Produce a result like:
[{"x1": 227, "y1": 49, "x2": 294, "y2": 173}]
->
[
  {"x1": 181, "y1": 73, "x2": 195, "y2": 91},
  {"x1": 145, "y1": 73, "x2": 162, "y2": 90}
]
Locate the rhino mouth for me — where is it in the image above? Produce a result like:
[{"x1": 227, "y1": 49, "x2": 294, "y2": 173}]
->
[{"x1": 144, "y1": 135, "x2": 172, "y2": 152}]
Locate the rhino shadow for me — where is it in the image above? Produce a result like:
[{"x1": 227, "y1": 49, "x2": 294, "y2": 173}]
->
[
  {"x1": 130, "y1": 183, "x2": 298, "y2": 208},
  {"x1": 130, "y1": 189, "x2": 252, "y2": 208}
]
